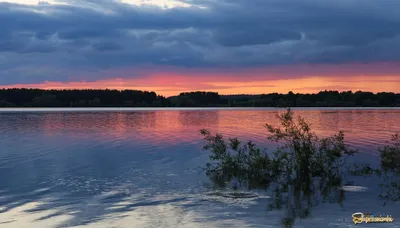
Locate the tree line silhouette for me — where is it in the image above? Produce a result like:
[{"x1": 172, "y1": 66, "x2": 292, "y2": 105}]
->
[
  {"x1": 0, "y1": 89, "x2": 399, "y2": 107},
  {"x1": 0, "y1": 89, "x2": 168, "y2": 107}
]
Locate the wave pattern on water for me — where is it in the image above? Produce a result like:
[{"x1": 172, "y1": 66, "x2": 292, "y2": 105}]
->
[{"x1": 0, "y1": 109, "x2": 399, "y2": 227}]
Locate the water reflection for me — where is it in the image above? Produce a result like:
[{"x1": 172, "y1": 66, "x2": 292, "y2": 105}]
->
[
  {"x1": 1, "y1": 110, "x2": 399, "y2": 149},
  {"x1": 178, "y1": 110, "x2": 220, "y2": 127},
  {"x1": 0, "y1": 109, "x2": 399, "y2": 227},
  {"x1": 267, "y1": 177, "x2": 348, "y2": 228}
]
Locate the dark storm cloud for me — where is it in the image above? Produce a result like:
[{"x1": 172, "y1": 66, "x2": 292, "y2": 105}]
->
[
  {"x1": 213, "y1": 29, "x2": 302, "y2": 47},
  {"x1": 0, "y1": 0, "x2": 400, "y2": 84}
]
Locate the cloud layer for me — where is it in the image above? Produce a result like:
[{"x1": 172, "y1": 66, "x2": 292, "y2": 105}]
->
[{"x1": 1, "y1": 0, "x2": 400, "y2": 87}]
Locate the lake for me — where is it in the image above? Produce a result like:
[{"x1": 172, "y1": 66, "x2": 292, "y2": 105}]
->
[{"x1": 0, "y1": 108, "x2": 399, "y2": 228}]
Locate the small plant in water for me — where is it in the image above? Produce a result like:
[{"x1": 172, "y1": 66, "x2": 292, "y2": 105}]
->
[
  {"x1": 376, "y1": 134, "x2": 400, "y2": 203},
  {"x1": 200, "y1": 108, "x2": 374, "y2": 227}
]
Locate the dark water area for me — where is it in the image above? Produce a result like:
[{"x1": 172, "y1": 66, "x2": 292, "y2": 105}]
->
[{"x1": 0, "y1": 108, "x2": 399, "y2": 227}]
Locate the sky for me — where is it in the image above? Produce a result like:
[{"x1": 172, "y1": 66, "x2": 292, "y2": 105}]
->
[{"x1": 1, "y1": 0, "x2": 400, "y2": 96}]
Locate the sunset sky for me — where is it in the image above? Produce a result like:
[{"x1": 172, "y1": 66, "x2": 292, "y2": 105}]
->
[{"x1": 1, "y1": 0, "x2": 400, "y2": 97}]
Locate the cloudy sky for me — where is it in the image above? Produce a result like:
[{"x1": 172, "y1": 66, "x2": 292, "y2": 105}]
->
[{"x1": 1, "y1": 0, "x2": 400, "y2": 96}]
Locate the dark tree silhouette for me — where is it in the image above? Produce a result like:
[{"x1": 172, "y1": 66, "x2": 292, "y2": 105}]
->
[
  {"x1": 0, "y1": 89, "x2": 168, "y2": 107},
  {"x1": 0, "y1": 89, "x2": 398, "y2": 107}
]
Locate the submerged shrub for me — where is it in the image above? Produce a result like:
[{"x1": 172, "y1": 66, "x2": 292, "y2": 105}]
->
[
  {"x1": 200, "y1": 108, "x2": 373, "y2": 224},
  {"x1": 201, "y1": 108, "x2": 369, "y2": 188},
  {"x1": 377, "y1": 134, "x2": 400, "y2": 202},
  {"x1": 200, "y1": 128, "x2": 279, "y2": 190}
]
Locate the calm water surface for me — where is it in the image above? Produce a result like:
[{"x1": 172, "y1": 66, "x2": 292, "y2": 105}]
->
[{"x1": 0, "y1": 108, "x2": 399, "y2": 228}]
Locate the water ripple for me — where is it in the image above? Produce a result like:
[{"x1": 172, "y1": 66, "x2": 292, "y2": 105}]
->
[{"x1": 0, "y1": 108, "x2": 399, "y2": 227}]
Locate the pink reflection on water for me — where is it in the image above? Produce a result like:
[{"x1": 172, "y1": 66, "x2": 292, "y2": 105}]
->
[{"x1": 4, "y1": 109, "x2": 400, "y2": 151}]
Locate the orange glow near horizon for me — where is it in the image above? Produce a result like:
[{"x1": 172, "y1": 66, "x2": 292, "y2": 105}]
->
[
  {"x1": 3, "y1": 75, "x2": 399, "y2": 97},
  {"x1": 1, "y1": 64, "x2": 400, "y2": 96}
]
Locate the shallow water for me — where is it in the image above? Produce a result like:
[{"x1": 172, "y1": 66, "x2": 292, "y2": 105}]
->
[{"x1": 0, "y1": 108, "x2": 399, "y2": 228}]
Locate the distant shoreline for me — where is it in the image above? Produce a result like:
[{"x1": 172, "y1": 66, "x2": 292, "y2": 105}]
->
[
  {"x1": 1, "y1": 89, "x2": 399, "y2": 108},
  {"x1": 1, "y1": 107, "x2": 400, "y2": 112}
]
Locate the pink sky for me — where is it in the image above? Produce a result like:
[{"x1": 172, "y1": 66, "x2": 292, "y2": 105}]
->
[{"x1": 3, "y1": 62, "x2": 400, "y2": 96}]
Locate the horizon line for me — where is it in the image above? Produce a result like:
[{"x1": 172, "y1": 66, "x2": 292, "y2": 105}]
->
[{"x1": 1, "y1": 87, "x2": 399, "y2": 98}]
